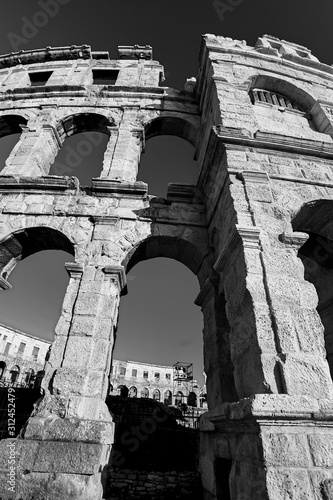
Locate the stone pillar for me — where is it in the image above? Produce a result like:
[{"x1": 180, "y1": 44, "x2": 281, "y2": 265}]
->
[
  {"x1": 195, "y1": 276, "x2": 238, "y2": 409},
  {"x1": 102, "y1": 108, "x2": 144, "y2": 182},
  {"x1": 2, "y1": 124, "x2": 61, "y2": 176},
  {"x1": 0, "y1": 263, "x2": 127, "y2": 500}
]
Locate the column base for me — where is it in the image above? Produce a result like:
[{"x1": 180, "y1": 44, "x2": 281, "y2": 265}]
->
[
  {"x1": 0, "y1": 438, "x2": 111, "y2": 500},
  {"x1": 199, "y1": 395, "x2": 333, "y2": 500}
]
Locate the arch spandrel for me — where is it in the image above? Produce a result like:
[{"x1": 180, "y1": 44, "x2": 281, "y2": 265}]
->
[
  {"x1": 0, "y1": 226, "x2": 75, "y2": 279},
  {"x1": 121, "y1": 228, "x2": 212, "y2": 287}
]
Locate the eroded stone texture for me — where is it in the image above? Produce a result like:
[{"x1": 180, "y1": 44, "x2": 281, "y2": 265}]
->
[{"x1": 0, "y1": 35, "x2": 332, "y2": 500}]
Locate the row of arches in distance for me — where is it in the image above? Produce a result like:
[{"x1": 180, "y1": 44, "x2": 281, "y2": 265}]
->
[
  {"x1": 0, "y1": 114, "x2": 199, "y2": 198},
  {"x1": 0, "y1": 74, "x2": 332, "y2": 194},
  {"x1": 112, "y1": 385, "x2": 204, "y2": 407}
]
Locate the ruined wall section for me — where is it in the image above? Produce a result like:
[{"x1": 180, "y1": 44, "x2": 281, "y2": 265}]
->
[
  {"x1": 0, "y1": 46, "x2": 210, "y2": 500},
  {"x1": 197, "y1": 35, "x2": 333, "y2": 500}
]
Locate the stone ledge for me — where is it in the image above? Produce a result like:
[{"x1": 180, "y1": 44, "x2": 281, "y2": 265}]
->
[
  {"x1": 215, "y1": 126, "x2": 333, "y2": 159},
  {"x1": 91, "y1": 179, "x2": 148, "y2": 197},
  {"x1": 200, "y1": 395, "x2": 333, "y2": 428},
  {"x1": 0, "y1": 175, "x2": 79, "y2": 193},
  {"x1": 166, "y1": 183, "x2": 197, "y2": 203}
]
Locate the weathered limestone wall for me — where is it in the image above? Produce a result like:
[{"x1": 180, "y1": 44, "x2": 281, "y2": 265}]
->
[
  {"x1": 106, "y1": 469, "x2": 201, "y2": 499},
  {"x1": 196, "y1": 34, "x2": 333, "y2": 499},
  {"x1": 0, "y1": 35, "x2": 332, "y2": 500}
]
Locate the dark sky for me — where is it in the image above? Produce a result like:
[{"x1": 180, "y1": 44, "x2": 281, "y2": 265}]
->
[{"x1": 0, "y1": 0, "x2": 332, "y2": 384}]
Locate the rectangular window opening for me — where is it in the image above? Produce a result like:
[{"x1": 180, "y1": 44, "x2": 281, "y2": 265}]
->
[
  {"x1": 132, "y1": 369, "x2": 137, "y2": 377},
  {"x1": 18, "y1": 342, "x2": 26, "y2": 354},
  {"x1": 29, "y1": 71, "x2": 53, "y2": 87},
  {"x1": 166, "y1": 373, "x2": 171, "y2": 380},
  {"x1": 92, "y1": 69, "x2": 119, "y2": 85},
  {"x1": 143, "y1": 371, "x2": 148, "y2": 379},
  {"x1": 154, "y1": 372, "x2": 160, "y2": 380},
  {"x1": 119, "y1": 367, "x2": 126, "y2": 376},
  {"x1": 4, "y1": 342, "x2": 11, "y2": 355},
  {"x1": 32, "y1": 346, "x2": 40, "y2": 361}
]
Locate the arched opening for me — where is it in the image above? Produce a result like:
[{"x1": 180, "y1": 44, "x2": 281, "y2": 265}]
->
[
  {"x1": 114, "y1": 257, "x2": 204, "y2": 388},
  {"x1": 129, "y1": 386, "x2": 137, "y2": 398},
  {"x1": 24, "y1": 368, "x2": 35, "y2": 387},
  {"x1": 187, "y1": 391, "x2": 197, "y2": 407},
  {"x1": 293, "y1": 200, "x2": 333, "y2": 379},
  {"x1": 0, "y1": 228, "x2": 75, "y2": 340},
  {"x1": 0, "y1": 227, "x2": 75, "y2": 435},
  {"x1": 0, "y1": 361, "x2": 6, "y2": 379},
  {"x1": 141, "y1": 387, "x2": 149, "y2": 398},
  {"x1": 152, "y1": 389, "x2": 160, "y2": 401},
  {"x1": 175, "y1": 391, "x2": 184, "y2": 406},
  {"x1": 0, "y1": 115, "x2": 27, "y2": 173},
  {"x1": 117, "y1": 385, "x2": 128, "y2": 397},
  {"x1": 248, "y1": 75, "x2": 333, "y2": 139},
  {"x1": 10, "y1": 365, "x2": 20, "y2": 384},
  {"x1": 50, "y1": 113, "x2": 112, "y2": 186},
  {"x1": 138, "y1": 117, "x2": 199, "y2": 197},
  {"x1": 164, "y1": 390, "x2": 172, "y2": 406}
]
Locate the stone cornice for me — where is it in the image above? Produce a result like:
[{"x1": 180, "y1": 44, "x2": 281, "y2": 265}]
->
[
  {"x1": 278, "y1": 232, "x2": 309, "y2": 249},
  {"x1": 215, "y1": 126, "x2": 333, "y2": 159},
  {"x1": 0, "y1": 45, "x2": 93, "y2": 69},
  {"x1": 0, "y1": 276, "x2": 12, "y2": 291},
  {"x1": 0, "y1": 175, "x2": 80, "y2": 194},
  {"x1": 91, "y1": 179, "x2": 148, "y2": 197},
  {"x1": 103, "y1": 265, "x2": 127, "y2": 295},
  {"x1": 64, "y1": 262, "x2": 84, "y2": 279},
  {"x1": 194, "y1": 277, "x2": 216, "y2": 308},
  {"x1": 214, "y1": 225, "x2": 261, "y2": 274}
]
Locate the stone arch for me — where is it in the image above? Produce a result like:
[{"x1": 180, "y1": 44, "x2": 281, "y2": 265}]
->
[
  {"x1": 248, "y1": 74, "x2": 332, "y2": 135},
  {"x1": 117, "y1": 385, "x2": 128, "y2": 397},
  {"x1": 56, "y1": 112, "x2": 114, "y2": 142},
  {"x1": 10, "y1": 364, "x2": 20, "y2": 384},
  {"x1": 144, "y1": 115, "x2": 198, "y2": 148},
  {"x1": 24, "y1": 368, "x2": 35, "y2": 386},
  {"x1": 0, "y1": 226, "x2": 75, "y2": 280},
  {"x1": 175, "y1": 390, "x2": 184, "y2": 405},
  {"x1": 292, "y1": 199, "x2": 333, "y2": 378},
  {"x1": 187, "y1": 391, "x2": 197, "y2": 407},
  {"x1": 141, "y1": 387, "x2": 149, "y2": 398},
  {"x1": 122, "y1": 231, "x2": 212, "y2": 287},
  {"x1": 152, "y1": 389, "x2": 160, "y2": 401},
  {"x1": 0, "y1": 114, "x2": 27, "y2": 138},
  {"x1": 164, "y1": 390, "x2": 172, "y2": 405},
  {"x1": 129, "y1": 386, "x2": 137, "y2": 398}
]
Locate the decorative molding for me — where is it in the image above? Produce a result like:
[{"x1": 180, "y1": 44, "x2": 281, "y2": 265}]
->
[
  {"x1": 91, "y1": 179, "x2": 148, "y2": 197},
  {"x1": 166, "y1": 183, "x2": 196, "y2": 203},
  {"x1": 64, "y1": 262, "x2": 84, "y2": 279},
  {"x1": 278, "y1": 231, "x2": 309, "y2": 248},
  {"x1": 237, "y1": 171, "x2": 273, "y2": 203},
  {"x1": 214, "y1": 126, "x2": 333, "y2": 159},
  {"x1": 91, "y1": 216, "x2": 119, "y2": 226},
  {"x1": 103, "y1": 265, "x2": 127, "y2": 294},
  {"x1": 42, "y1": 124, "x2": 62, "y2": 148},
  {"x1": 131, "y1": 127, "x2": 145, "y2": 152},
  {"x1": 194, "y1": 277, "x2": 216, "y2": 308},
  {"x1": 118, "y1": 45, "x2": 152, "y2": 60},
  {"x1": 0, "y1": 175, "x2": 79, "y2": 194},
  {"x1": 214, "y1": 226, "x2": 260, "y2": 273},
  {"x1": 0, "y1": 276, "x2": 12, "y2": 291},
  {"x1": 0, "y1": 45, "x2": 93, "y2": 70}
]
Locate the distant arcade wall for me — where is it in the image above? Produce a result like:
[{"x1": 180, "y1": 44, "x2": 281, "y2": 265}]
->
[{"x1": 0, "y1": 36, "x2": 332, "y2": 500}]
